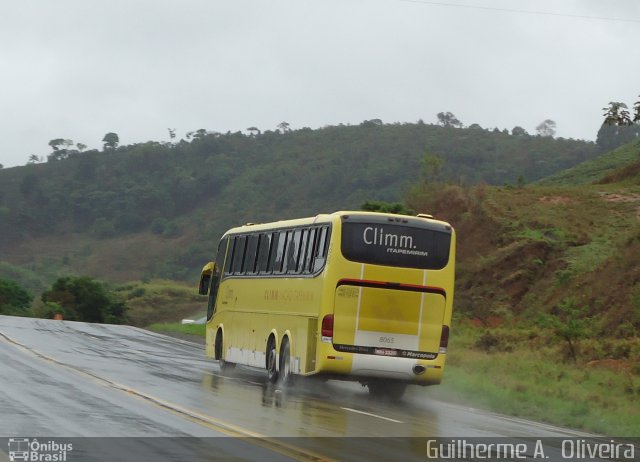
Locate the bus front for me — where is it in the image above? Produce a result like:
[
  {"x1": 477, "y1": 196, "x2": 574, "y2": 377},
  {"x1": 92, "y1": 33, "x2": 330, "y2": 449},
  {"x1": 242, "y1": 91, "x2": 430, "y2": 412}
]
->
[{"x1": 318, "y1": 212, "x2": 455, "y2": 397}]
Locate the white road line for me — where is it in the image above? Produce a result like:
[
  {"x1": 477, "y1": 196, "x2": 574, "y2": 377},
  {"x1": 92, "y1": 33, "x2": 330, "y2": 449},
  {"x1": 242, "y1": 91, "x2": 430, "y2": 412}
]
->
[{"x1": 340, "y1": 407, "x2": 404, "y2": 424}]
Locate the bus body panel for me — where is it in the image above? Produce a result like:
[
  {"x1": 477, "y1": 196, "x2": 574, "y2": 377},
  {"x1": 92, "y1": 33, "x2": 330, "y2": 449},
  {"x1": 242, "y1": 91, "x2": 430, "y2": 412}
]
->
[
  {"x1": 333, "y1": 284, "x2": 445, "y2": 353},
  {"x1": 208, "y1": 275, "x2": 324, "y2": 374}
]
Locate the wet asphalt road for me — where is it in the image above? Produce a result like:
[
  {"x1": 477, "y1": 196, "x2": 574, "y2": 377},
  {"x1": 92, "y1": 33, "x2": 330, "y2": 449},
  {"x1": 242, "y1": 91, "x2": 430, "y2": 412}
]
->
[{"x1": 0, "y1": 315, "x2": 599, "y2": 461}]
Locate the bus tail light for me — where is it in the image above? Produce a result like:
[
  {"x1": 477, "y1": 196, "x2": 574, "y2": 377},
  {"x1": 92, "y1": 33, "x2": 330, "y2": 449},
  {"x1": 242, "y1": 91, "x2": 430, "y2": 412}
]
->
[
  {"x1": 439, "y1": 325, "x2": 449, "y2": 354},
  {"x1": 321, "y1": 314, "x2": 334, "y2": 342}
]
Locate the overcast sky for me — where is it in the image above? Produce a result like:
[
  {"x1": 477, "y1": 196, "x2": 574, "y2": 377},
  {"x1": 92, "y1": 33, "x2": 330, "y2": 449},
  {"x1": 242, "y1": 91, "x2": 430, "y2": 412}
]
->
[{"x1": 0, "y1": 0, "x2": 638, "y2": 168}]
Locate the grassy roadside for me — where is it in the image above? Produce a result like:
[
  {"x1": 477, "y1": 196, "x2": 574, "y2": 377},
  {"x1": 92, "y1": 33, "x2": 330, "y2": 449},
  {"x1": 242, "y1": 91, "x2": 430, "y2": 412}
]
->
[
  {"x1": 113, "y1": 279, "x2": 205, "y2": 327},
  {"x1": 147, "y1": 318, "x2": 639, "y2": 435},
  {"x1": 146, "y1": 321, "x2": 205, "y2": 343},
  {"x1": 147, "y1": 322, "x2": 205, "y2": 337},
  {"x1": 431, "y1": 321, "x2": 640, "y2": 436}
]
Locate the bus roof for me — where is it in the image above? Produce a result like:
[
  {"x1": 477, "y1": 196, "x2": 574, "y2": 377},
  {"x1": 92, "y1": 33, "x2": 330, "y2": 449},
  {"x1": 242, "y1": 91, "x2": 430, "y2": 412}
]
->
[{"x1": 223, "y1": 211, "x2": 452, "y2": 236}]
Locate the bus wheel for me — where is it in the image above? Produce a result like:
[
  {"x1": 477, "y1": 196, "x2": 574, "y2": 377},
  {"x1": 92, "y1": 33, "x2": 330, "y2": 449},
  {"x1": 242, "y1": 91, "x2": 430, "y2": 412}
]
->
[
  {"x1": 279, "y1": 337, "x2": 293, "y2": 386},
  {"x1": 367, "y1": 380, "x2": 407, "y2": 401},
  {"x1": 215, "y1": 330, "x2": 235, "y2": 373},
  {"x1": 266, "y1": 338, "x2": 278, "y2": 383}
]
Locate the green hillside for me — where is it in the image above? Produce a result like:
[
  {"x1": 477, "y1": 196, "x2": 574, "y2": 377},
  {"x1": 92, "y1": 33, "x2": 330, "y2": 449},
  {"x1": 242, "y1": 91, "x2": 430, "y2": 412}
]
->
[
  {"x1": 407, "y1": 153, "x2": 640, "y2": 434},
  {"x1": 408, "y1": 145, "x2": 640, "y2": 335},
  {"x1": 0, "y1": 122, "x2": 595, "y2": 285},
  {"x1": 537, "y1": 139, "x2": 640, "y2": 186}
]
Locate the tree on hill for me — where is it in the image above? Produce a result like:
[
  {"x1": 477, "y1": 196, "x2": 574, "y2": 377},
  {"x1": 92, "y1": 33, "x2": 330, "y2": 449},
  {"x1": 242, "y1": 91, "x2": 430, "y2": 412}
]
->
[
  {"x1": 436, "y1": 112, "x2": 462, "y2": 128},
  {"x1": 40, "y1": 276, "x2": 127, "y2": 324},
  {"x1": 102, "y1": 132, "x2": 120, "y2": 150},
  {"x1": 277, "y1": 121, "x2": 291, "y2": 133},
  {"x1": 27, "y1": 154, "x2": 41, "y2": 164},
  {"x1": 598, "y1": 98, "x2": 640, "y2": 152},
  {"x1": 539, "y1": 297, "x2": 594, "y2": 363},
  {"x1": 48, "y1": 139, "x2": 71, "y2": 151},
  {"x1": 47, "y1": 139, "x2": 74, "y2": 161},
  {"x1": 535, "y1": 119, "x2": 556, "y2": 137},
  {"x1": 511, "y1": 126, "x2": 528, "y2": 136},
  {"x1": 0, "y1": 278, "x2": 32, "y2": 316},
  {"x1": 602, "y1": 101, "x2": 633, "y2": 126}
]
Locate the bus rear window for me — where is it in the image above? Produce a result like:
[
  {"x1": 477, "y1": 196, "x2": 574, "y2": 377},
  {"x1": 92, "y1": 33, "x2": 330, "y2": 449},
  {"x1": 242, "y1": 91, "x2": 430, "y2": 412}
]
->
[{"x1": 341, "y1": 221, "x2": 451, "y2": 270}]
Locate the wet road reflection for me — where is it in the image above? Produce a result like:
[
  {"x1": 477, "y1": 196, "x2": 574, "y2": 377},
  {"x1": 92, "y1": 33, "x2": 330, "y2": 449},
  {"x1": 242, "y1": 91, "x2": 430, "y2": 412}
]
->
[{"x1": 0, "y1": 315, "x2": 597, "y2": 460}]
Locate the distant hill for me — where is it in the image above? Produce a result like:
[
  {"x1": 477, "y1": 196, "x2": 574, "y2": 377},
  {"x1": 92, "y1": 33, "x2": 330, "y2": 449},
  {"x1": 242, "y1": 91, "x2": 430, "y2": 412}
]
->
[
  {"x1": 0, "y1": 122, "x2": 596, "y2": 287},
  {"x1": 537, "y1": 139, "x2": 640, "y2": 186}
]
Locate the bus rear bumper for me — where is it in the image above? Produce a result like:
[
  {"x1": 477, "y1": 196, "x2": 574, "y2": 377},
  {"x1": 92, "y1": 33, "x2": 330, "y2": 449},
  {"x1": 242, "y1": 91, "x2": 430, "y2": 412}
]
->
[{"x1": 316, "y1": 345, "x2": 445, "y2": 385}]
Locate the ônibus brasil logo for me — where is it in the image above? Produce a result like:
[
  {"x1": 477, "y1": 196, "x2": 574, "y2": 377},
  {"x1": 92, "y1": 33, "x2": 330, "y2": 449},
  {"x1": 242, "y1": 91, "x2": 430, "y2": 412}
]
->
[{"x1": 8, "y1": 438, "x2": 73, "y2": 462}]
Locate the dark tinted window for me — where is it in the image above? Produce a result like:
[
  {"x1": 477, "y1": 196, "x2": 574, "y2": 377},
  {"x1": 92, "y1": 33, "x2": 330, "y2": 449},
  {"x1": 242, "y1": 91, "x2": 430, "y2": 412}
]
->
[
  {"x1": 271, "y1": 232, "x2": 287, "y2": 273},
  {"x1": 215, "y1": 237, "x2": 228, "y2": 271},
  {"x1": 232, "y1": 235, "x2": 246, "y2": 274},
  {"x1": 303, "y1": 228, "x2": 317, "y2": 273},
  {"x1": 285, "y1": 229, "x2": 302, "y2": 273},
  {"x1": 243, "y1": 234, "x2": 259, "y2": 274},
  {"x1": 297, "y1": 229, "x2": 310, "y2": 273},
  {"x1": 313, "y1": 226, "x2": 330, "y2": 272},
  {"x1": 224, "y1": 237, "x2": 236, "y2": 274},
  {"x1": 341, "y1": 222, "x2": 451, "y2": 270},
  {"x1": 257, "y1": 233, "x2": 273, "y2": 273}
]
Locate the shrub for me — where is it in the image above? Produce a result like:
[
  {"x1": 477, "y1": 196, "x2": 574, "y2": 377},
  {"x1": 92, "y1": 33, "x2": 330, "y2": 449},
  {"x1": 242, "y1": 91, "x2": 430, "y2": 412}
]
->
[
  {"x1": 40, "y1": 276, "x2": 127, "y2": 324},
  {"x1": 0, "y1": 278, "x2": 33, "y2": 316}
]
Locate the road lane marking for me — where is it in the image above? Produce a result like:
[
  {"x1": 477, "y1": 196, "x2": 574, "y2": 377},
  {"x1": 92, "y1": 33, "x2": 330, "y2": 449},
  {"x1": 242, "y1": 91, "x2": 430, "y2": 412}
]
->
[
  {"x1": 0, "y1": 331, "x2": 334, "y2": 462},
  {"x1": 340, "y1": 407, "x2": 404, "y2": 423}
]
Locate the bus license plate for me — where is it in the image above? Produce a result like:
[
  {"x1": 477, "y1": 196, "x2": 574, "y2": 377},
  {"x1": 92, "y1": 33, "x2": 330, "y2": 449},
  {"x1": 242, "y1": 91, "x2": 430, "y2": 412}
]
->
[{"x1": 374, "y1": 348, "x2": 397, "y2": 356}]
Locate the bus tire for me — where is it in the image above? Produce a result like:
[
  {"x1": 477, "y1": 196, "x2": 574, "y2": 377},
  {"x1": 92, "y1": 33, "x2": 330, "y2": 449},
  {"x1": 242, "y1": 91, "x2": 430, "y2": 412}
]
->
[
  {"x1": 367, "y1": 380, "x2": 407, "y2": 401},
  {"x1": 215, "y1": 329, "x2": 235, "y2": 373},
  {"x1": 266, "y1": 337, "x2": 278, "y2": 383},
  {"x1": 279, "y1": 337, "x2": 293, "y2": 386}
]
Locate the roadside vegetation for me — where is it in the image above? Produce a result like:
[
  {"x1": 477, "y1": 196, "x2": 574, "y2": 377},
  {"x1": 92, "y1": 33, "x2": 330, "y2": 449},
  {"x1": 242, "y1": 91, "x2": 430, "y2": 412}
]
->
[
  {"x1": 409, "y1": 137, "x2": 640, "y2": 436},
  {"x1": 430, "y1": 321, "x2": 640, "y2": 435},
  {"x1": 0, "y1": 277, "x2": 203, "y2": 327}
]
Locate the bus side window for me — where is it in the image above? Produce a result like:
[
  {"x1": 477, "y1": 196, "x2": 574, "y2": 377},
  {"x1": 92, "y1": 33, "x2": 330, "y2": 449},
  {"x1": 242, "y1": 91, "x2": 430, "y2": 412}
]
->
[
  {"x1": 224, "y1": 237, "x2": 236, "y2": 275},
  {"x1": 297, "y1": 229, "x2": 309, "y2": 273},
  {"x1": 286, "y1": 229, "x2": 302, "y2": 274},
  {"x1": 273, "y1": 231, "x2": 288, "y2": 274},
  {"x1": 303, "y1": 228, "x2": 317, "y2": 274},
  {"x1": 232, "y1": 235, "x2": 247, "y2": 274},
  {"x1": 257, "y1": 232, "x2": 273, "y2": 274},
  {"x1": 269, "y1": 232, "x2": 284, "y2": 273},
  {"x1": 208, "y1": 237, "x2": 228, "y2": 319},
  {"x1": 313, "y1": 226, "x2": 329, "y2": 273},
  {"x1": 243, "y1": 234, "x2": 259, "y2": 274}
]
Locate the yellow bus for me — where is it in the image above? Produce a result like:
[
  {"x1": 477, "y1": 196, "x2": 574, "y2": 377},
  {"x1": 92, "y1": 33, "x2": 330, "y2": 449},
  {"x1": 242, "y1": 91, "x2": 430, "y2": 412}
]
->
[{"x1": 199, "y1": 211, "x2": 455, "y2": 399}]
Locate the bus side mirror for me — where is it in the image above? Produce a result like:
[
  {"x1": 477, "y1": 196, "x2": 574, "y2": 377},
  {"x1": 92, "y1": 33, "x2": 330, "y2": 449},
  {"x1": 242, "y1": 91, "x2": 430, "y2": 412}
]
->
[{"x1": 199, "y1": 261, "x2": 215, "y2": 295}]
